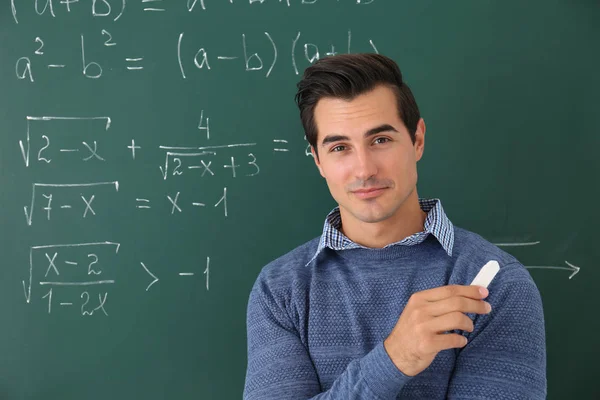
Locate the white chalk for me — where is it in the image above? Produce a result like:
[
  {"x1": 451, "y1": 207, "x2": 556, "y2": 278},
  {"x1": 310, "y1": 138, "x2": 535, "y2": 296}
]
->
[{"x1": 470, "y1": 260, "x2": 500, "y2": 288}]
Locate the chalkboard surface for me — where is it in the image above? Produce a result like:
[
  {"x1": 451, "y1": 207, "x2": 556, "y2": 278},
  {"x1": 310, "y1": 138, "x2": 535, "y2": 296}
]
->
[{"x1": 1, "y1": 1, "x2": 598, "y2": 399}]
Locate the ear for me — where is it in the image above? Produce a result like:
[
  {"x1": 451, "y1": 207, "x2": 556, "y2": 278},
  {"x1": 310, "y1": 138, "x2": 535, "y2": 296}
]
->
[
  {"x1": 414, "y1": 118, "x2": 426, "y2": 162},
  {"x1": 311, "y1": 146, "x2": 325, "y2": 178}
]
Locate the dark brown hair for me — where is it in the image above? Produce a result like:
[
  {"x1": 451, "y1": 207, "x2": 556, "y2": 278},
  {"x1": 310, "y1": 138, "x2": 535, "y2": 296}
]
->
[{"x1": 295, "y1": 53, "x2": 421, "y2": 159}]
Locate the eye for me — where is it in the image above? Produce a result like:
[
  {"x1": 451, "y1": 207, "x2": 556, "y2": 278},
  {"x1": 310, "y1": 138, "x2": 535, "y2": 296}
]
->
[
  {"x1": 330, "y1": 145, "x2": 346, "y2": 152},
  {"x1": 373, "y1": 137, "x2": 390, "y2": 145}
]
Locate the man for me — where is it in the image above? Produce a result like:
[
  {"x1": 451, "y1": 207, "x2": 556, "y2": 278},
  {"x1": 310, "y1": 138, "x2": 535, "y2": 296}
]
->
[{"x1": 243, "y1": 54, "x2": 546, "y2": 399}]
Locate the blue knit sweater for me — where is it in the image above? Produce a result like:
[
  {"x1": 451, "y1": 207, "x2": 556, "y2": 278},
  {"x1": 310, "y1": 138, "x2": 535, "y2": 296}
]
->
[{"x1": 244, "y1": 228, "x2": 547, "y2": 399}]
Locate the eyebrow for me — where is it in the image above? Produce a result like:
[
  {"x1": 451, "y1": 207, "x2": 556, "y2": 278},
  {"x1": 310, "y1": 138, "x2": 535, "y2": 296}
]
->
[{"x1": 320, "y1": 124, "x2": 398, "y2": 147}]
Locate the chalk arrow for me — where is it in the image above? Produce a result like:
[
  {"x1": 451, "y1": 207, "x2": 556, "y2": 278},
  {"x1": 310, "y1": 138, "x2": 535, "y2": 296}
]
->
[
  {"x1": 140, "y1": 262, "x2": 159, "y2": 291},
  {"x1": 494, "y1": 241, "x2": 540, "y2": 247},
  {"x1": 525, "y1": 260, "x2": 580, "y2": 280}
]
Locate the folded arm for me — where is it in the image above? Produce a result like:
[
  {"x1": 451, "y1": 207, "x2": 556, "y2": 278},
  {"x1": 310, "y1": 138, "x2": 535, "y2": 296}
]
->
[{"x1": 243, "y1": 276, "x2": 412, "y2": 400}]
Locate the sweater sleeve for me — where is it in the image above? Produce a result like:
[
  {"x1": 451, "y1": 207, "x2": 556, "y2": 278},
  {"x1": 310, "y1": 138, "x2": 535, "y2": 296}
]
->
[
  {"x1": 446, "y1": 262, "x2": 547, "y2": 399},
  {"x1": 243, "y1": 275, "x2": 412, "y2": 400}
]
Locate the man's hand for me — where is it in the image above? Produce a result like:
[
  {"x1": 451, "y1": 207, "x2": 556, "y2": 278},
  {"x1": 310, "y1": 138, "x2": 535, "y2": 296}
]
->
[{"x1": 384, "y1": 285, "x2": 491, "y2": 377}]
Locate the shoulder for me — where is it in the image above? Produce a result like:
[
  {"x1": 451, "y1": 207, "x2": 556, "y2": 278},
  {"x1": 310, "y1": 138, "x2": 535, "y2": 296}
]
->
[
  {"x1": 252, "y1": 236, "x2": 320, "y2": 294},
  {"x1": 246, "y1": 237, "x2": 320, "y2": 324},
  {"x1": 451, "y1": 226, "x2": 534, "y2": 288}
]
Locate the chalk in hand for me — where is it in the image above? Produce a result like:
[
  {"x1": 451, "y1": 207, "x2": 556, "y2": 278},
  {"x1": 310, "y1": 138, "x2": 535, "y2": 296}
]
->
[{"x1": 470, "y1": 260, "x2": 500, "y2": 289}]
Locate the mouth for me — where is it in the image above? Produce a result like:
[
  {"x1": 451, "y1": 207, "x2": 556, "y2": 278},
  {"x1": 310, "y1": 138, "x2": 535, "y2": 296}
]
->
[{"x1": 351, "y1": 187, "x2": 387, "y2": 200}]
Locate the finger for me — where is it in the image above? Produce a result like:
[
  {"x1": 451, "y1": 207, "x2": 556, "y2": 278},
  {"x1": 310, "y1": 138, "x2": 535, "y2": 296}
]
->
[
  {"x1": 426, "y1": 296, "x2": 491, "y2": 317},
  {"x1": 419, "y1": 333, "x2": 467, "y2": 355},
  {"x1": 425, "y1": 312, "x2": 474, "y2": 334},
  {"x1": 433, "y1": 333, "x2": 469, "y2": 352},
  {"x1": 417, "y1": 285, "x2": 488, "y2": 303}
]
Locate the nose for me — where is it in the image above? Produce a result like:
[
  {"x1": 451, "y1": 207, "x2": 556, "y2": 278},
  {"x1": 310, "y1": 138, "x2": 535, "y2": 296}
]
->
[{"x1": 354, "y1": 147, "x2": 378, "y2": 182}]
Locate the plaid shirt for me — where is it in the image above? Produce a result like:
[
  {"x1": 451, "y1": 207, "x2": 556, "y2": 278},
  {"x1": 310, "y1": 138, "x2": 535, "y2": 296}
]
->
[{"x1": 307, "y1": 198, "x2": 454, "y2": 266}]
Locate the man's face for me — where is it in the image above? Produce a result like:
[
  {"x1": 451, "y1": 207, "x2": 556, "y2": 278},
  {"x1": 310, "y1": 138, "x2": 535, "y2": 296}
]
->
[{"x1": 312, "y1": 85, "x2": 425, "y2": 224}]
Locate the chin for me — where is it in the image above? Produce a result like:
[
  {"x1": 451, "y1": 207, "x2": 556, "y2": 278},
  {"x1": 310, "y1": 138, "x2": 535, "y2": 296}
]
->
[{"x1": 352, "y1": 206, "x2": 396, "y2": 224}]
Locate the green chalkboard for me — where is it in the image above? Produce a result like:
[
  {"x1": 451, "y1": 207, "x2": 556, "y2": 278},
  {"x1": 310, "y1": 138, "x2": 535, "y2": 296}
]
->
[{"x1": 1, "y1": 1, "x2": 598, "y2": 399}]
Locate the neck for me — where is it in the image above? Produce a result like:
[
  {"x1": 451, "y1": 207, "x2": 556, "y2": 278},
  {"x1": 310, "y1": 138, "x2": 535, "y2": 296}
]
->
[{"x1": 339, "y1": 190, "x2": 427, "y2": 249}]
